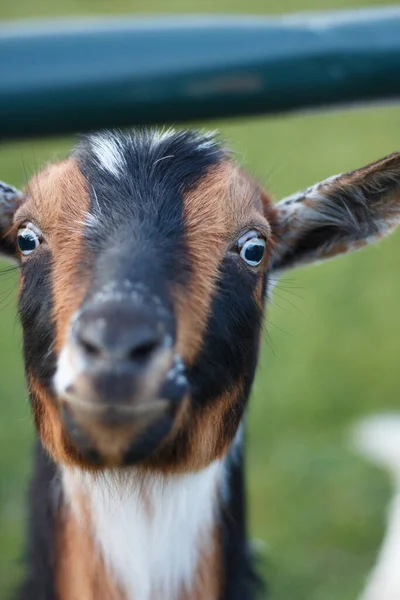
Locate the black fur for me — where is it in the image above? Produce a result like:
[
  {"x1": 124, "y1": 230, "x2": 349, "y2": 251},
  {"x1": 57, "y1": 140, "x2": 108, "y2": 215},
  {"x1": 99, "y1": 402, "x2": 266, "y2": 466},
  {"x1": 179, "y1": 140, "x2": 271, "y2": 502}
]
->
[
  {"x1": 147, "y1": 253, "x2": 264, "y2": 474},
  {"x1": 220, "y1": 438, "x2": 264, "y2": 600},
  {"x1": 190, "y1": 255, "x2": 262, "y2": 406},
  {"x1": 18, "y1": 249, "x2": 56, "y2": 390},
  {"x1": 196, "y1": 256, "x2": 263, "y2": 599},
  {"x1": 74, "y1": 129, "x2": 226, "y2": 294},
  {"x1": 15, "y1": 441, "x2": 59, "y2": 600}
]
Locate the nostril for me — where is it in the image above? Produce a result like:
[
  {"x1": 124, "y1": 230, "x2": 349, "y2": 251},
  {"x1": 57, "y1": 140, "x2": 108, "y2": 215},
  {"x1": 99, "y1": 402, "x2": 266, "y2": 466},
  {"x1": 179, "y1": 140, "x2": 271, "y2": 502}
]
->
[
  {"x1": 75, "y1": 320, "x2": 162, "y2": 364},
  {"x1": 73, "y1": 305, "x2": 166, "y2": 365},
  {"x1": 80, "y1": 339, "x2": 102, "y2": 358},
  {"x1": 128, "y1": 339, "x2": 159, "y2": 363},
  {"x1": 75, "y1": 323, "x2": 106, "y2": 359}
]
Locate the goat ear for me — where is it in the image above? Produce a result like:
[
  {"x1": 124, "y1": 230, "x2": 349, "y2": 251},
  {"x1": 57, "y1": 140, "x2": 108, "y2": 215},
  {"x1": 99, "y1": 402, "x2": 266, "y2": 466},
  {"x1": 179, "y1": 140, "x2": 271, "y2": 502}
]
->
[
  {"x1": 0, "y1": 181, "x2": 24, "y2": 258},
  {"x1": 270, "y1": 152, "x2": 400, "y2": 275}
]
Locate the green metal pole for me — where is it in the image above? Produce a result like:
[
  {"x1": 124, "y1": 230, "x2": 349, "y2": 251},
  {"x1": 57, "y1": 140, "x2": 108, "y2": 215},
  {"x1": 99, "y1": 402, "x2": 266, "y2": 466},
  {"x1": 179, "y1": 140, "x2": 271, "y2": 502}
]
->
[{"x1": 1, "y1": 8, "x2": 400, "y2": 140}]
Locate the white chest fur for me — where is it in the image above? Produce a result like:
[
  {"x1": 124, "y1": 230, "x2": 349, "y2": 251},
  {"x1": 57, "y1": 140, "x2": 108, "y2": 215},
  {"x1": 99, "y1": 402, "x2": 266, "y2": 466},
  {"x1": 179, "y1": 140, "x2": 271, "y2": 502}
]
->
[{"x1": 62, "y1": 461, "x2": 223, "y2": 600}]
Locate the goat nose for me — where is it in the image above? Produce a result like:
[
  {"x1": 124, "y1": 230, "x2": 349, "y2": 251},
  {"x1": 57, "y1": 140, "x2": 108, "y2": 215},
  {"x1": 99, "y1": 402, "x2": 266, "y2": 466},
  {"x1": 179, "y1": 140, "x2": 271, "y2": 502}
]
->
[{"x1": 74, "y1": 306, "x2": 164, "y2": 366}]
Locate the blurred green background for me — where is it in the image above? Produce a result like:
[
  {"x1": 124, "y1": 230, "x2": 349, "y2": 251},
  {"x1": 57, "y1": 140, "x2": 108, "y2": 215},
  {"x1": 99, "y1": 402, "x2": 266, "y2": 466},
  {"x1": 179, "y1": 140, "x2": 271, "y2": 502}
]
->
[{"x1": 1, "y1": 0, "x2": 400, "y2": 599}]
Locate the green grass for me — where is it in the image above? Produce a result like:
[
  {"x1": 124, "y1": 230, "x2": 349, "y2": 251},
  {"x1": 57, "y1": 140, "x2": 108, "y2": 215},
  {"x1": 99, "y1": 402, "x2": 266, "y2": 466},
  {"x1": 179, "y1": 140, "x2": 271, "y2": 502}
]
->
[{"x1": 1, "y1": 0, "x2": 400, "y2": 598}]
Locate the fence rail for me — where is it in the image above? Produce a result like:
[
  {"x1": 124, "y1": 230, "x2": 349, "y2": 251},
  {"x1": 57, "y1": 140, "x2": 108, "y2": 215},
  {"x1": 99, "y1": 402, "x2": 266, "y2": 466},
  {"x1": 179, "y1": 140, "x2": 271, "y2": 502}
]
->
[{"x1": 1, "y1": 8, "x2": 400, "y2": 140}]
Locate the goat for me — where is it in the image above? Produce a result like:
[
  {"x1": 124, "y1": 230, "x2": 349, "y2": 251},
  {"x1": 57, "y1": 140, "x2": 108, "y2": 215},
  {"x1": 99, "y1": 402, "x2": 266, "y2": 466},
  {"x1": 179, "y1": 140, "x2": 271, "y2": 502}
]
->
[{"x1": 1, "y1": 129, "x2": 400, "y2": 600}]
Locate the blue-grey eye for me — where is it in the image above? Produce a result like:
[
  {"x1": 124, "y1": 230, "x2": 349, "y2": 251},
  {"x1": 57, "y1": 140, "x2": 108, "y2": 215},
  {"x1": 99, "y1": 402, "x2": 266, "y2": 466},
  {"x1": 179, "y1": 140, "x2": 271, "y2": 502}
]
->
[
  {"x1": 17, "y1": 225, "x2": 41, "y2": 256},
  {"x1": 239, "y1": 236, "x2": 266, "y2": 266}
]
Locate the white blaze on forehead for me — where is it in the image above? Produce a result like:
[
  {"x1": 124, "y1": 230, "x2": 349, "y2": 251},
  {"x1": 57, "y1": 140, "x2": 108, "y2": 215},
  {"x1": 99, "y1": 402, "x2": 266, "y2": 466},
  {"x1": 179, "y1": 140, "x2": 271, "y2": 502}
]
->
[
  {"x1": 62, "y1": 460, "x2": 223, "y2": 600},
  {"x1": 89, "y1": 128, "x2": 222, "y2": 181},
  {"x1": 90, "y1": 133, "x2": 126, "y2": 178},
  {"x1": 149, "y1": 127, "x2": 220, "y2": 154},
  {"x1": 149, "y1": 127, "x2": 177, "y2": 147}
]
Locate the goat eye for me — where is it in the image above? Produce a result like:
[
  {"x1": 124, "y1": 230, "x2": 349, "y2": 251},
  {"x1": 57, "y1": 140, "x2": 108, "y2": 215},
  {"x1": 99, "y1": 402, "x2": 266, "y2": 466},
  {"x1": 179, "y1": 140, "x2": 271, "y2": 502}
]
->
[
  {"x1": 17, "y1": 225, "x2": 41, "y2": 256},
  {"x1": 238, "y1": 234, "x2": 266, "y2": 267}
]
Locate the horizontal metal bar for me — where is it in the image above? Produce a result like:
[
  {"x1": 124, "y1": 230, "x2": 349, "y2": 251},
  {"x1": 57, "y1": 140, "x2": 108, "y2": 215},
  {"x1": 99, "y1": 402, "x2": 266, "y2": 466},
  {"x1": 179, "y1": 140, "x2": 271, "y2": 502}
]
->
[{"x1": 1, "y1": 8, "x2": 400, "y2": 140}]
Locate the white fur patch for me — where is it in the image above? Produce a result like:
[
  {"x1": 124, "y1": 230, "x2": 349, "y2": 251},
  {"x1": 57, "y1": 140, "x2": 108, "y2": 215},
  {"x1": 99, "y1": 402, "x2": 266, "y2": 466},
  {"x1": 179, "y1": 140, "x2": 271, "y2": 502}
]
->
[
  {"x1": 62, "y1": 460, "x2": 223, "y2": 600},
  {"x1": 54, "y1": 343, "x2": 86, "y2": 400},
  {"x1": 149, "y1": 127, "x2": 177, "y2": 148},
  {"x1": 91, "y1": 133, "x2": 126, "y2": 178},
  {"x1": 148, "y1": 128, "x2": 219, "y2": 154},
  {"x1": 352, "y1": 414, "x2": 400, "y2": 599}
]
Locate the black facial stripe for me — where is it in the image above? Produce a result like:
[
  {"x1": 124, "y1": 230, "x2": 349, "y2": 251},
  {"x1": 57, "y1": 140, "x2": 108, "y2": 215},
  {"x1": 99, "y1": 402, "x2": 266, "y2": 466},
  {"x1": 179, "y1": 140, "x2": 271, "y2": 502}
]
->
[
  {"x1": 73, "y1": 130, "x2": 226, "y2": 295},
  {"x1": 19, "y1": 249, "x2": 56, "y2": 390},
  {"x1": 262, "y1": 273, "x2": 269, "y2": 298},
  {"x1": 189, "y1": 256, "x2": 263, "y2": 408}
]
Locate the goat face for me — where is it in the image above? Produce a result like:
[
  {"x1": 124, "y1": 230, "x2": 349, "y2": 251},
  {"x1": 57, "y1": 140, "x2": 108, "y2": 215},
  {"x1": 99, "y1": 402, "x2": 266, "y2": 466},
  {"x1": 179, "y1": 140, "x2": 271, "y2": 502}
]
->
[
  {"x1": 1, "y1": 130, "x2": 400, "y2": 471},
  {"x1": 7, "y1": 130, "x2": 274, "y2": 469}
]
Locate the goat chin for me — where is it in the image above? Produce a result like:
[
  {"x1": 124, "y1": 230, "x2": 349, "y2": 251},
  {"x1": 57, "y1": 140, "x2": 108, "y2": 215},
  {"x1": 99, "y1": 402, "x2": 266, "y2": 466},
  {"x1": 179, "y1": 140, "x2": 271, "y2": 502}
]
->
[{"x1": 352, "y1": 414, "x2": 400, "y2": 600}]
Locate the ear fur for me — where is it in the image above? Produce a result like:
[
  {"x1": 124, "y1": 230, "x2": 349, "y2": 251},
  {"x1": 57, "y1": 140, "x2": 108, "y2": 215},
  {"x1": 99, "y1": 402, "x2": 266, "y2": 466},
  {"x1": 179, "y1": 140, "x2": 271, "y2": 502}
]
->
[
  {"x1": 0, "y1": 180, "x2": 24, "y2": 258},
  {"x1": 270, "y1": 152, "x2": 400, "y2": 275}
]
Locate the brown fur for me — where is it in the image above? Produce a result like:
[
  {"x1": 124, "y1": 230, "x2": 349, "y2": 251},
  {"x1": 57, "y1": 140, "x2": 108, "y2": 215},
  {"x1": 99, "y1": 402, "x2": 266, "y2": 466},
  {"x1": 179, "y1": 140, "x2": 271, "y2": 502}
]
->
[
  {"x1": 175, "y1": 161, "x2": 272, "y2": 365},
  {"x1": 16, "y1": 159, "x2": 94, "y2": 467},
  {"x1": 166, "y1": 163, "x2": 273, "y2": 471},
  {"x1": 129, "y1": 165, "x2": 275, "y2": 476},
  {"x1": 28, "y1": 374, "x2": 88, "y2": 467},
  {"x1": 19, "y1": 159, "x2": 91, "y2": 350},
  {"x1": 185, "y1": 381, "x2": 245, "y2": 472},
  {"x1": 16, "y1": 159, "x2": 91, "y2": 350}
]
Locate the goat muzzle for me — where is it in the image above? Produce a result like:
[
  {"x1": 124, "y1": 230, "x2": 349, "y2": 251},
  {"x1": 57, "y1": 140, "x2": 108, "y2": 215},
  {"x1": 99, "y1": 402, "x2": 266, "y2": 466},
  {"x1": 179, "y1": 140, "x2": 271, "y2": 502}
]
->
[{"x1": 53, "y1": 300, "x2": 188, "y2": 465}]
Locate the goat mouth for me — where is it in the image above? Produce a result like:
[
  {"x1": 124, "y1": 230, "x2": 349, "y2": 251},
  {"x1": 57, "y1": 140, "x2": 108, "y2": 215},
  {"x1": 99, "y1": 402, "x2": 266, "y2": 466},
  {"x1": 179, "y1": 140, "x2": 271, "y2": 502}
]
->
[
  {"x1": 61, "y1": 395, "x2": 171, "y2": 427},
  {"x1": 59, "y1": 388, "x2": 188, "y2": 467},
  {"x1": 55, "y1": 352, "x2": 188, "y2": 422},
  {"x1": 54, "y1": 351, "x2": 189, "y2": 466}
]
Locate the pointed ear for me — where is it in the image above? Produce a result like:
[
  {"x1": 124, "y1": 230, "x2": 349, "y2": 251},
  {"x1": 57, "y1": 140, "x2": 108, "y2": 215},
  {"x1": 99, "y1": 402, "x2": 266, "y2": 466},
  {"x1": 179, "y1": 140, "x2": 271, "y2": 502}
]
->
[
  {"x1": 0, "y1": 181, "x2": 24, "y2": 258},
  {"x1": 270, "y1": 152, "x2": 400, "y2": 275}
]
